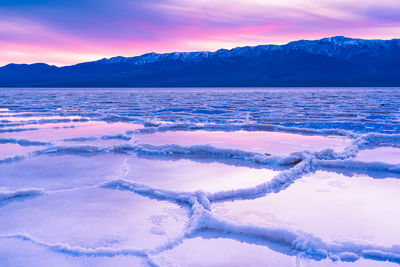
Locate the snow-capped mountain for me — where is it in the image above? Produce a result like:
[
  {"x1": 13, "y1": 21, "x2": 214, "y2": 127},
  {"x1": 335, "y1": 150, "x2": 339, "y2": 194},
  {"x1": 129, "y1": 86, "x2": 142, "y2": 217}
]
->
[
  {"x1": 285, "y1": 36, "x2": 400, "y2": 58},
  {"x1": 96, "y1": 51, "x2": 213, "y2": 65},
  {"x1": 93, "y1": 36, "x2": 400, "y2": 65},
  {"x1": 1, "y1": 36, "x2": 400, "y2": 87}
]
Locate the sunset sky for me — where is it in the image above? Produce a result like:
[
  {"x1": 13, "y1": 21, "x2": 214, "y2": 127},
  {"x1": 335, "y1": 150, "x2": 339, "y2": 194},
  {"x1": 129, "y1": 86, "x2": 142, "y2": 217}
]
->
[{"x1": 1, "y1": 0, "x2": 400, "y2": 66}]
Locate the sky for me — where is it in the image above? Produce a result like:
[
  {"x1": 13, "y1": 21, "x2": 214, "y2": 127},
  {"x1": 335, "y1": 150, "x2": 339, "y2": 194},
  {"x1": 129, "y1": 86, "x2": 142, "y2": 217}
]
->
[{"x1": 1, "y1": 0, "x2": 400, "y2": 66}]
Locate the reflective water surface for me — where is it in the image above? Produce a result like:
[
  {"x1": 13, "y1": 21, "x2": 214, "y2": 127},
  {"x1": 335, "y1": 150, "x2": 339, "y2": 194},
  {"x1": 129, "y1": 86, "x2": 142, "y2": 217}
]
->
[{"x1": 0, "y1": 88, "x2": 399, "y2": 266}]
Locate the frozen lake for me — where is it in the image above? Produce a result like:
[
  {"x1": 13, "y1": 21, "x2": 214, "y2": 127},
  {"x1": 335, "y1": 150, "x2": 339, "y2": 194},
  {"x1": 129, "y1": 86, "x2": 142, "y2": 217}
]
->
[{"x1": 0, "y1": 88, "x2": 400, "y2": 266}]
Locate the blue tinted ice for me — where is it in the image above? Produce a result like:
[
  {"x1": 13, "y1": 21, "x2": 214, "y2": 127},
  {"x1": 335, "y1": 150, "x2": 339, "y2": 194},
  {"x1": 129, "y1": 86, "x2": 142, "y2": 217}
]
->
[{"x1": 1, "y1": 88, "x2": 400, "y2": 266}]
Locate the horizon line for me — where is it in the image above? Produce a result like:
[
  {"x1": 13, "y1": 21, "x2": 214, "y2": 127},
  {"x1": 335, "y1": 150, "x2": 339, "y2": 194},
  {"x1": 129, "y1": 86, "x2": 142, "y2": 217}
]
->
[{"x1": 2, "y1": 35, "x2": 400, "y2": 68}]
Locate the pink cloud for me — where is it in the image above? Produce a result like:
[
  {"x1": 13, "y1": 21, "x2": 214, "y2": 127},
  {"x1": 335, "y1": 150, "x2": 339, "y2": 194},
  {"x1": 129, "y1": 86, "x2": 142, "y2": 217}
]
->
[{"x1": 0, "y1": 0, "x2": 399, "y2": 66}]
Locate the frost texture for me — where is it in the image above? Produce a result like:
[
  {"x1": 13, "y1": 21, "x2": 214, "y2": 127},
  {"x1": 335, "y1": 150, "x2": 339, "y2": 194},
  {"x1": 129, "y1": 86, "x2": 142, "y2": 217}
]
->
[
  {"x1": 1, "y1": 88, "x2": 400, "y2": 266},
  {"x1": 0, "y1": 188, "x2": 44, "y2": 205},
  {"x1": 1, "y1": 88, "x2": 400, "y2": 134}
]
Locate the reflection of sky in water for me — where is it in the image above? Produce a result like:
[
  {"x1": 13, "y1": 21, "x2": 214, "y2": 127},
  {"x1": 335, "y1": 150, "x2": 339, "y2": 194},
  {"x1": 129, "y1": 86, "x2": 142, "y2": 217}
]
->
[
  {"x1": 0, "y1": 97, "x2": 399, "y2": 267},
  {"x1": 356, "y1": 147, "x2": 400, "y2": 165},
  {"x1": 0, "y1": 153, "x2": 277, "y2": 193},
  {"x1": 137, "y1": 130, "x2": 351, "y2": 156},
  {"x1": 212, "y1": 171, "x2": 400, "y2": 244},
  {"x1": 0, "y1": 155, "x2": 129, "y2": 190},
  {"x1": 125, "y1": 156, "x2": 277, "y2": 193},
  {"x1": 0, "y1": 144, "x2": 39, "y2": 158},
  {"x1": 159, "y1": 237, "x2": 296, "y2": 266},
  {"x1": 0, "y1": 188, "x2": 188, "y2": 248},
  {"x1": 1, "y1": 88, "x2": 399, "y2": 134},
  {"x1": 158, "y1": 236, "x2": 398, "y2": 267},
  {"x1": 0, "y1": 115, "x2": 83, "y2": 122},
  {"x1": 0, "y1": 239, "x2": 144, "y2": 267},
  {"x1": 1, "y1": 120, "x2": 141, "y2": 144}
]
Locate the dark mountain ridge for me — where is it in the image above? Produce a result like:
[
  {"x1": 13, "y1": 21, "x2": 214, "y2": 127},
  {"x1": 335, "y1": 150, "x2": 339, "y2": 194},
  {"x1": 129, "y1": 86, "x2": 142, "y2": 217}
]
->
[{"x1": 1, "y1": 36, "x2": 400, "y2": 87}]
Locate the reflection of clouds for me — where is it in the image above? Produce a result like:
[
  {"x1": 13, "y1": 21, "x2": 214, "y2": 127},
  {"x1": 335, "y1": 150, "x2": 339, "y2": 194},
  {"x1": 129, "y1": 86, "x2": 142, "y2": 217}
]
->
[
  {"x1": 327, "y1": 180, "x2": 348, "y2": 189},
  {"x1": 316, "y1": 189, "x2": 331, "y2": 192},
  {"x1": 136, "y1": 130, "x2": 351, "y2": 156},
  {"x1": 1, "y1": 89, "x2": 400, "y2": 264},
  {"x1": 356, "y1": 147, "x2": 400, "y2": 165}
]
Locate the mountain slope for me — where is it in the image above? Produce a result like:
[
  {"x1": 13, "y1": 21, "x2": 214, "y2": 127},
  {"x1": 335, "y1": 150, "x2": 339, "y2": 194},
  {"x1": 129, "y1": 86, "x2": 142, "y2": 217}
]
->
[{"x1": 1, "y1": 36, "x2": 400, "y2": 87}]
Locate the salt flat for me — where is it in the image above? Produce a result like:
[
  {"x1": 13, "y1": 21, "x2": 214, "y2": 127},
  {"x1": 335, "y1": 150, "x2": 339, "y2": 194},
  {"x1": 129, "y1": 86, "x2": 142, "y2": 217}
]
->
[{"x1": 0, "y1": 88, "x2": 399, "y2": 266}]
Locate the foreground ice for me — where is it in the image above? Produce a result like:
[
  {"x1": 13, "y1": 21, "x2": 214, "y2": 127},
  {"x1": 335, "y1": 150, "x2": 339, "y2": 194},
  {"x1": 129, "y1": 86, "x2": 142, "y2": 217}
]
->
[
  {"x1": 0, "y1": 188, "x2": 188, "y2": 249},
  {"x1": 0, "y1": 155, "x2": 127, "y2": 190},
  {"x1": 0, "y1": 154, "x2": 277, "y2": 192},
  {"x1": 0, "y1": 143, "x2": 39, "y2": 158},
  {"x1": 0, "y1": 239, "x2": 146, "y2": 267},
  {"x1": 1, "y1": 88, "x2": 400, "y2": 133},
  {"x1": 155, "y1": 235, "x2": 399, "y2": 267},
  {"x1": 0, "y1": 120, "x2": 141, "y2": 146},
  {"x1": 1, "y1": 88, "x2": 400, "y2": 266},
  {"x1": 356, "y1": 147, "x2": 400, "y2": 165},
  {"x1": 156, "y1": 236, "x2": 297, "y2": 266},
  {"x1": 122, "y1": 156, "x2": 278, "y2": 193},
  {"x1": 135, "y1": 130, "x2": 351, "y2": 156},
  {"x1": 212, "y1": 170, "x2": 400, "y2": 245}
]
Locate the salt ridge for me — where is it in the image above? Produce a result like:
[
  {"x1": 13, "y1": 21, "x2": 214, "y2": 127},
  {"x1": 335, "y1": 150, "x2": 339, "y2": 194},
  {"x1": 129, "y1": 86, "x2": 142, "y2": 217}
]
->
[{"x1": 1, "y1": 122, "x2": 400, "y2": 265}]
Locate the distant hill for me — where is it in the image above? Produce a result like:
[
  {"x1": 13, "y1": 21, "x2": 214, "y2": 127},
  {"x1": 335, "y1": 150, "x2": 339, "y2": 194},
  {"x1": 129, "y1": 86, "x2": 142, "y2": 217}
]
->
[{"x1": 1, "y1": 36, "x2": 400, "y2": 87}]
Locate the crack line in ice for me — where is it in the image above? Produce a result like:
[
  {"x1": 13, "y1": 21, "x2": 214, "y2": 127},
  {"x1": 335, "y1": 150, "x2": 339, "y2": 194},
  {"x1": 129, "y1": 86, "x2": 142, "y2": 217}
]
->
[
  {"x1": 2, "y1": 135, "x2": 399, "y2": 172},
  {"x1": 132, "y1": 122, "x2": 358, "y2": 138},
  {"x1": 0, "y1": 188, "x2": 45, "y2": 206},
  {"x1": 0, "y1": 127, "x2": 40, "y2": 133},
  {"x1": 3, "y1": 184, "x2": 400, "y2": 265},
  {"x1": 0, "y1": 137, "x2": 52, "y2": 147},
  {"x1": 185, "y1": 202, "x2": 400, "y2": 264},
  {"x1": 2, "y1": 131, "x2": 400, "y2": 176},
  {"x1": 101, "y1": 179, "x2": 193, "y2": 206},
  {"x1": 0, "y1": 118, "x2": 89, "y2": 127},
  {"x1": 131, "y1": 143, "x2": 305, "y2": 166},
  {"x1": 2, "y1": 124, "x2": 400, "y2": 265},
  {"x1": 101, "y1": 133, "x2": 132, "y2": 141},
  {"x1": 0, "y1": 155, "x2": 27, "y2": 165},
  {"x1": 317, "y1": 159, "x2": 400, "y2": 173},
  {"x1": 207, "y1": 157, "x2": 315, "y2": 202},
  {"x1": 95, "y1": 139, "x2": 400, "y2": 264},
  {"x1": 63, "y1": 136, "x2": 98, "y2": 142},
  {"x1": 0, "y1": 233, "x2": 149, "y2": 257}
]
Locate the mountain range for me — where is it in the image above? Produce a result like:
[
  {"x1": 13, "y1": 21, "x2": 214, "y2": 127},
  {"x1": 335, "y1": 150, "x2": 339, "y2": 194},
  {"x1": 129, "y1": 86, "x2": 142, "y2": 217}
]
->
[{"x1": 1, "y1": 36, "x2": 400, "y2": 87}]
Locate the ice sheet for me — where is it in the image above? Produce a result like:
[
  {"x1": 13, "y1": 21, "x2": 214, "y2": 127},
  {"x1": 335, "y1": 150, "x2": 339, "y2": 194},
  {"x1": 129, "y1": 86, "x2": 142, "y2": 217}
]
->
[
  {"x1": 0, "y1": 144, "x2": 39, "y2": 158},
  {"x1": 0, "y1": 153, "x2": 277, "y2": 193},
  {"x1": 356, "y1": 147, "x2": 400, "y2": 165},
  {"x1": 212, "y1": 170, "x2": 400, "y2": 245},
  {"x1": 0, "y1": 188, "x2": 189, "y2": 249},
  {"x1": 124, "y1": 156, "x2": 278, "y2": 193},
  {"x1": 156, "y1": 236, "x2": 297, "y2": 266},
  {"x1": 0, "y1": 238, "x2": 146, "y2": 267},
  {"x1": 156, "y1": 236, "x2": 399, "y2": 267},
  {"x1": 0, "y1": 155, "x2": 127, "y2": 190},
  {"x1": 0, "y1": 120, "x2": 142, "y2": 145},
  {"x1": 1, "y1": 88, "x2": 400, "y2": 266},
  {"x1": 1, "y1": 88, "x2": 399, "y2": 133},
  {"x1": 135, "y1": 130, "x2": 351, "y2": 156}
]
